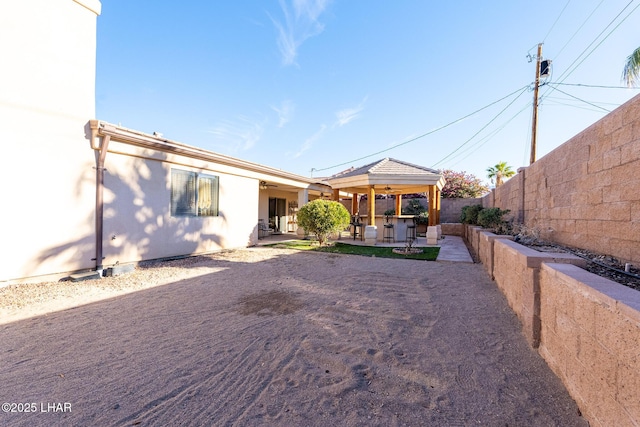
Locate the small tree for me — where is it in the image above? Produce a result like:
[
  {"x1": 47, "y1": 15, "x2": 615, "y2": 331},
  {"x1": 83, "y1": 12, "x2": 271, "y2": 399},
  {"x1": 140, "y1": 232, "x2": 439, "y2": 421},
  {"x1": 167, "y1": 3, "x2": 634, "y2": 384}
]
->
[
  {"x1": 297, "y1": 199, "x2": 351, "y2": 246},
  {"x1": 486, "y1": 161, "x2": 515, "y2": 187},
  {"x1": 622, "y1": 46, "x2": 640, "y2": 87},
  {"x1": 439, "y1": 170, "x2": 489, "y2": 198}
]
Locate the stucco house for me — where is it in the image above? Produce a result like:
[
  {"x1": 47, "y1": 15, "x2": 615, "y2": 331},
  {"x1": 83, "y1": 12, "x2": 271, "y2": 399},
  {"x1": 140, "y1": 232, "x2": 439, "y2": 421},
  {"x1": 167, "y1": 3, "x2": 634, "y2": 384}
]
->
[{"x1": 0, "y1": 0, "x2": 331, "y2": 283}]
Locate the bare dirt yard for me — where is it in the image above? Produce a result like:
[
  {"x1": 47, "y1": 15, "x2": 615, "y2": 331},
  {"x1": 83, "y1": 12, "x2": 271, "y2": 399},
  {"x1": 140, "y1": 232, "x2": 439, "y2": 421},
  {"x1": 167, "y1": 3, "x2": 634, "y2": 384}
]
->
[{"x1": 0, "y1": 247, "x2": 587, "y2": 426}]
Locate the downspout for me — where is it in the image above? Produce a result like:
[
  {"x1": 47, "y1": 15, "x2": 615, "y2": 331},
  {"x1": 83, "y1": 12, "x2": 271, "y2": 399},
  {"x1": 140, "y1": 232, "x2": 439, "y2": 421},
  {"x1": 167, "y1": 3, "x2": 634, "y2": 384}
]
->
[{"x1": 93, "y1": 130, "x2": 110, "y2": 275}]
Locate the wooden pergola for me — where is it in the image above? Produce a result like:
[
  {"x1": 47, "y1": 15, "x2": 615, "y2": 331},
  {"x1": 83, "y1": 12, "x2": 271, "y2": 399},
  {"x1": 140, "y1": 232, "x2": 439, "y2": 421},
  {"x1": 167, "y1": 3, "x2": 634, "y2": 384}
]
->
[{"x1": 326, "y1": 158, "x2": 446, "y2": 226}]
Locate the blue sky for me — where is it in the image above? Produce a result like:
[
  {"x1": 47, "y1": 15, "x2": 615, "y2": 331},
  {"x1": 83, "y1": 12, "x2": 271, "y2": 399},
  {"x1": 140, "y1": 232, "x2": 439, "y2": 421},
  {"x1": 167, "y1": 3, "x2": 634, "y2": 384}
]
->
[{"x1": 96, "y1": 1, "x2": 640, "y2": 184}]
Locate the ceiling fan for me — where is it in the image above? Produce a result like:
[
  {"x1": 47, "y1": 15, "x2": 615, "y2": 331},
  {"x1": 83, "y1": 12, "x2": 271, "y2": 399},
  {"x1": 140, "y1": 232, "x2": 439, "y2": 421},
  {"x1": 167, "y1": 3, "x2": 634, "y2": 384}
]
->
[{"x1": 260, "y1": 181, "x2": 278, "y2": 190}]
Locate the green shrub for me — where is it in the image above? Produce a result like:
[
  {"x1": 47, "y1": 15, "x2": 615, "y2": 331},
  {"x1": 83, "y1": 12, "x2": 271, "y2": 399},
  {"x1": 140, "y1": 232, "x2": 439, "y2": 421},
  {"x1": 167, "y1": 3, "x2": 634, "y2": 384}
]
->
[
  {"x1": 297, "y1": 200, "x2": 351, "y2": 246},
  {"x1": 402, "y1": 199, "x2": 427, "y2": 216},
  {"x1": 460, "y1": 204, "x2": 483, "y2": 224},
  {"x1": 402, "y1": 199, "x2": 429, "y2": 225},
  {"x1": 414, "y1": 211, "x2": 429, "y2": 225},
  {"x1": 477, "y1": 207, "x2": 511, "y2": 233}
]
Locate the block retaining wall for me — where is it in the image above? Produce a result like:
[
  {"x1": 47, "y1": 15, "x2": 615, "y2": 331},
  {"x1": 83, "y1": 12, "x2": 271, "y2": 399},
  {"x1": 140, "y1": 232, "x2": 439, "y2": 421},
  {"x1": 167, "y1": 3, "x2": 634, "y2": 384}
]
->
[{"x1": 466, "y1": 224, "x2": 640, "y2": 425}]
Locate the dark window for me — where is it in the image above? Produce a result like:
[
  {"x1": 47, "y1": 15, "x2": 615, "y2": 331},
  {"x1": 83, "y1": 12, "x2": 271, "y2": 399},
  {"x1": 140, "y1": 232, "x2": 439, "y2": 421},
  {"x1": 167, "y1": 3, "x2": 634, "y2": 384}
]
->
[{"x1": 171, "y1": 169, "x2": 219, "y2": 217}]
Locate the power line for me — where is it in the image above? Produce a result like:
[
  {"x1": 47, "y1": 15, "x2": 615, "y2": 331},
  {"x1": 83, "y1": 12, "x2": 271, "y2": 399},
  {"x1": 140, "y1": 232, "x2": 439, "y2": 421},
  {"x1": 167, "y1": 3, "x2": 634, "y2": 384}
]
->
[
  {"x1": 550, "y1": 82, "x2": 640, "y2": 90},
  {"x1": 549, "y1": 86, "x2": 611, "y2": 112},
  {"x1": 543, "y1": 0, "x2": 572, "y2": 42},
  {"x1": 312, "y1": 85, "x2": 529, "y2": 173},
  {"x1": 449, "y1": 102, "x2": 532, "y2": 169},
  {"x1": 554, "y1": 0, "x2": 605, "y2": 61},
  {"x1": 431, "y1": 86, "x2": 529, "y2": 168},
  {"x1": 538, "y1": 1, "x2": 639, "y2": 118},
  {"x1": 557, "y1": 1, "x2": 639, "y2": 84}
]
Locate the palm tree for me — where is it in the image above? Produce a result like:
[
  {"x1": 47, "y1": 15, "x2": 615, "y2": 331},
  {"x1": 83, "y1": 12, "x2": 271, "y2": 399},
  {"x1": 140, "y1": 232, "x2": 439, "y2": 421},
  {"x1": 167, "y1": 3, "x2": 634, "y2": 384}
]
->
[
  {"x1": 486, "y1": 161, "x2": 515, "y2": 187},
  {"x1": 622, "y1": 47, "x2": 640, "y2": 87}
]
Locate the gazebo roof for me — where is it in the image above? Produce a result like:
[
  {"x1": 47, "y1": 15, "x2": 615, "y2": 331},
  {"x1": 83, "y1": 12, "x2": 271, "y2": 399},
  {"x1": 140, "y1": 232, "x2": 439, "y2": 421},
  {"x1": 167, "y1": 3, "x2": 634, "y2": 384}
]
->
[{"x1": 326, "y1": 158, "x2": 445, "y2": 194}]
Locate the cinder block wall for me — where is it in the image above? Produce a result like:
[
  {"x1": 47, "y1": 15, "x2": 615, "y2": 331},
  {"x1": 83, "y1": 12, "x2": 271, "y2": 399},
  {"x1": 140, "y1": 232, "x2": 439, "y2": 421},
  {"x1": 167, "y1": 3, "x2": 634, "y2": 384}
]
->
[
  {"x1": 474, "y1": 227, "x2": 640, "y2": 425},
  {"x1": 539, "y1": 263, "x2": 640, "y2": 426},
  {"x1": 483, "y1": 93, "x2": 640, "y2": 264},
  {"x1": 440, "y1": 197, "x2": 482, "y2": 223}
]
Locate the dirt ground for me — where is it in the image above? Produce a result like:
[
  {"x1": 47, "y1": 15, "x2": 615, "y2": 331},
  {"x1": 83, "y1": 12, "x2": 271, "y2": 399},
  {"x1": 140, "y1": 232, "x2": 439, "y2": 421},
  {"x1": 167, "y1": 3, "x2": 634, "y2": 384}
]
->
[{"x1": 0, "y1": 247, "x2": 588, "y2": 426}]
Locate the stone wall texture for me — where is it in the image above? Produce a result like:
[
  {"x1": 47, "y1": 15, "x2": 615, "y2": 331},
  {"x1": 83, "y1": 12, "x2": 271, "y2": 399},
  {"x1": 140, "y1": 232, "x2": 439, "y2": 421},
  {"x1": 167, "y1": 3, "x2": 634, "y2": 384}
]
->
[
  {"x1": 539, "y1": 263, "x2": 640, "y2": 426},
  {"x1": 467, "y1": 224, "x2": 640, "y2": 426},
  {"x1": 482, "y1": 93, "x2": 640, "y2": 265}
]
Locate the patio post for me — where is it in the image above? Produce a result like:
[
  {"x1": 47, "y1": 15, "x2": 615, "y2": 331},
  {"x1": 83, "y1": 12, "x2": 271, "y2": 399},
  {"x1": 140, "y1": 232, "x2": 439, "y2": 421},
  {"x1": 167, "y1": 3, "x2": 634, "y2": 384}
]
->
[
  {"x1": 435, "y1": 188, "x2": 441, "y2": 224},
  {"x1": 368, "y1": 185, "x2": 376, "y2": 225},
  {"x1": 395, "y1": 194, "x2": 402, "y2": 215},
  {"x1": 428, "y1": 185, "x2": 437, "y2": 226},
  {"x1": 351, "y1": 193, "x2": 358, "y2": 215}
]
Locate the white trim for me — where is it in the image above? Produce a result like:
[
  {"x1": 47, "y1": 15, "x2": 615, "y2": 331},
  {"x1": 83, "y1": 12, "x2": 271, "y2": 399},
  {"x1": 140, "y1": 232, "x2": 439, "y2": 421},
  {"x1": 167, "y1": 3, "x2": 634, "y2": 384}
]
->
[{"x1": 73, "y1": 0, "x2": 102, "y2": 15}]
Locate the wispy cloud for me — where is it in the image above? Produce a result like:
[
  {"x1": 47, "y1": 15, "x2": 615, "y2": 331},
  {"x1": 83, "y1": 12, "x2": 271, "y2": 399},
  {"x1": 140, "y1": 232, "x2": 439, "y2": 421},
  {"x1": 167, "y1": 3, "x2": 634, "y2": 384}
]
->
[
  {"x1": 269, "y1": 0, "x2": 331, "y2": 66},
  {"x1": 271, "y1": 99, "x2": 295, "y2": 128},
  {"x1": 334, "y1": 96, "x2": 368, "y2": 127},
  {"x1": 207, "y1": 116, "x2": 266, "y2": 153},
  {"x1": 288, "y1": 124, "x2": 327, "y2": 158}
]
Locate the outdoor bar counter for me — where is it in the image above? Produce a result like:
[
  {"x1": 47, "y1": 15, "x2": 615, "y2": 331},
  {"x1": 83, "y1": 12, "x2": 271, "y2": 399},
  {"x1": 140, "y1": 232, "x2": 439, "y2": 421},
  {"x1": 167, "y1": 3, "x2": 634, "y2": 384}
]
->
[{"x1": 357, "y1": 215, "x2": 418, "y2": 242}]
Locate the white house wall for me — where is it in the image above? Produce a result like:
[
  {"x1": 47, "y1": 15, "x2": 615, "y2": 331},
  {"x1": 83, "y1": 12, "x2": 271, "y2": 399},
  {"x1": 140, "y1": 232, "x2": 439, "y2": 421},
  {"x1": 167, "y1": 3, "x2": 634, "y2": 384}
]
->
[{"x1": 0, "y1": 0, "x2": 101, "y2": 282}]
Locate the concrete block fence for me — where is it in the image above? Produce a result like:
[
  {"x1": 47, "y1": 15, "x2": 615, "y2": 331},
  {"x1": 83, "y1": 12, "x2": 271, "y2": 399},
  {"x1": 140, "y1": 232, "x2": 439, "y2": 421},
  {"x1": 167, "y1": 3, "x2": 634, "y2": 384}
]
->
[{"x1": 465, "y1": 224, "x2": 640, "y2": 426}]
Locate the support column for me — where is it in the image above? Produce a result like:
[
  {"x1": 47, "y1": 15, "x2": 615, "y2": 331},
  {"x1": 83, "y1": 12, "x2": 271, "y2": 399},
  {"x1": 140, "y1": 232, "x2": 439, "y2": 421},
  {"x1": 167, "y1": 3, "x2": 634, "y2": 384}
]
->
[
  {"x1": 297, "y1": 189, "x2": 309, "y2": 237},
  {"x1": 333, "y1": 189, "x2": 340, "y2": 201},
  {"x1": 351, "y1": 193, "x2": 358, "y2": 215},
  {"x1": 435, "y1": 188, "x2": 441, "y2": 224},
  {"x1": 368, "y1": 186, "x2": 376, "y2": 225},
  {"x1": 395, "y1": 194, "x2": 402, "y2": 215},
  {"x1": 365, "y1": 185, "x2": 378, "y2": 244},
  {"x1": 428, "y1": 186, "x2": 437, "y2": 226}
]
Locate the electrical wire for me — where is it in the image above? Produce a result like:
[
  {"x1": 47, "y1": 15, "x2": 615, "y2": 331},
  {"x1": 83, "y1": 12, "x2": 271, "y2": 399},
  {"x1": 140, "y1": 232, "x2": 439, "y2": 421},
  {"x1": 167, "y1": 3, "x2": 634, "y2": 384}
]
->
[
  {"x1": 312, "y1": 85, "x2": 529, "y2": 173},
  {"x1": 548, "y1": 86, "x2": 611, "y2": 112},
  {"x1": 556, "y1": 1, "x2": 639, "y2": 84},
  {"x1": 431, "y1": 86, "x2": 529, "y2": 168},
  {"x1": 537, "y1": 1, "x2": 639, "y2": 126},
  {"x1": 543, "y1": 0, "x2": 572, "y2": 42},
  {"x1": 450, "y1": 102, "x2": 533, "y2": 168},
  {"x1": 550, "y1": 82, "x2": 640, "y2": 90},
  {"x1": 554, "y1": 0, "x2": 605, "y2": 61}
]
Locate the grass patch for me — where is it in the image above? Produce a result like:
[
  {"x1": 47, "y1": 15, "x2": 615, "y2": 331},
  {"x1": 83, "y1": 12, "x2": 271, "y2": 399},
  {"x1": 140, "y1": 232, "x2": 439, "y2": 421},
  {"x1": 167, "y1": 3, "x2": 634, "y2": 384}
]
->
[{"x1": 265, "y1": 240, "x2": 439, "y2": 261}]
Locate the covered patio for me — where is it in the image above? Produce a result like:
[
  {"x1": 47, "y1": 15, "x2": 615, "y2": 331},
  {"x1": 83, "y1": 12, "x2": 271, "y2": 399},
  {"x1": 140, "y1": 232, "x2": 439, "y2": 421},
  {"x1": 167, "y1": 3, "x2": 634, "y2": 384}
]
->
[{"x1": 326, "y1": 158, "x2": 446, "y2": 245}]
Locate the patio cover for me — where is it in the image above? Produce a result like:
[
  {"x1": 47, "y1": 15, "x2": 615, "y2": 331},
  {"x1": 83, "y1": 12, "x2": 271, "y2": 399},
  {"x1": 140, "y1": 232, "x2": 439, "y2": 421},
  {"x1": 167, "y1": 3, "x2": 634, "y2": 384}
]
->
[{"x1": 326, "y1": 158, "x2": 446, "y2": 226}]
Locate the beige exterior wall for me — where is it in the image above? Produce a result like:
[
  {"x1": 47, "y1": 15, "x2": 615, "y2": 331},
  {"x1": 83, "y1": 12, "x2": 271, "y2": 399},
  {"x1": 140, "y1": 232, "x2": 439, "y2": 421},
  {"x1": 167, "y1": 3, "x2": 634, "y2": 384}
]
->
[
  {"x1": 101, "y1": 145, "x2": 259, "y2": 265},
  {"x1": 483, "y1": 93, "x2": 640, "y2": 264},
  {"x1": 0, "y1": 0, "x2": 101, "y2": 282},
  {"x1": 0, "y1": 0, "x2": 320, "y2": 282}
]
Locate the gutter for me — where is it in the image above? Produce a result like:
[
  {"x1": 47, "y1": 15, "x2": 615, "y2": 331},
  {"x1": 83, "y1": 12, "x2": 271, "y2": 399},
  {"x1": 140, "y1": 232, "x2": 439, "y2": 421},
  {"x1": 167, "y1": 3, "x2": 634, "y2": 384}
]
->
[
  {"x1": 90, "y1": 120, "x2": 325, "y2": 186},
  {"x1": 90, "y1": 124, "x2": 110, "y2": 274}
]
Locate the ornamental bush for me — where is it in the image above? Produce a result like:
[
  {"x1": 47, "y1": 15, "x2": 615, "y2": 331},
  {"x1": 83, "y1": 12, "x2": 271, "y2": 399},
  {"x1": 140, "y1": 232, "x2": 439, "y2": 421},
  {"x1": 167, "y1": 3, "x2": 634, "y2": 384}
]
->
[
  {"x1": 297, "y1": 199, "x2": 351, "y2": 246},
  {"x1": 460, "y1": 204, "x2": 483, "y2": 224},
  {"x1": 477, "y1": 207, "x2": 511, "y2": 234}
]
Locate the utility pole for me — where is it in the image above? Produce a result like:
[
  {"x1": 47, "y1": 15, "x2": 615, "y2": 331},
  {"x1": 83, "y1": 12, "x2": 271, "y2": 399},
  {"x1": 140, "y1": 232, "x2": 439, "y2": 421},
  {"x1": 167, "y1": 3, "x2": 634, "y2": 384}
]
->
[{"x1": 530, "y1": 43, "x2": 543, "y2": 165}]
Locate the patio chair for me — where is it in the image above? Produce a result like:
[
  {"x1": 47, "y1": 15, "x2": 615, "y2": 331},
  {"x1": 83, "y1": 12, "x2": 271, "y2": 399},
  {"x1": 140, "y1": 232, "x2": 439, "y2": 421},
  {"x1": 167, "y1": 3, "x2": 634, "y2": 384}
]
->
[{"x1": 258, "y1": 219, "x2": 274, "y2": 239}]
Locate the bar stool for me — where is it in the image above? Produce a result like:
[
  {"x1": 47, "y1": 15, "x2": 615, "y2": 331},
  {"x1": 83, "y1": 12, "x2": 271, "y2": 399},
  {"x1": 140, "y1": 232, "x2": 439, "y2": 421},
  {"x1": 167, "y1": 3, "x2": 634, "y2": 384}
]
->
[
  {"x1": 383, "y1": 223, "x2": 394, "y2": 243},
  {"x1": 405, "y1": 221, "x2": 416, "y2": 243}
]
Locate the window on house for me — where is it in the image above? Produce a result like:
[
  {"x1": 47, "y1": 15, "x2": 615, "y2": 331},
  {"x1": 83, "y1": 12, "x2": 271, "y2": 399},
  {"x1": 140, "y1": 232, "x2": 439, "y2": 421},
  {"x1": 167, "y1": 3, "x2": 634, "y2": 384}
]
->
[{"x1": 171, "y1": 169, "x2": 219, "y2": 217}]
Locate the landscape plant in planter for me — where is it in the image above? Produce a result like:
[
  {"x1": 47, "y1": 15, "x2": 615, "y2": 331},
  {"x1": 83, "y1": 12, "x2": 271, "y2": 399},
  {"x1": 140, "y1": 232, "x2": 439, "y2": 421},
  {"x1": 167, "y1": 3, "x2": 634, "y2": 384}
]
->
[
  {"x1": 476, "y1": 207, "x2": 511, "y2": 234},
  {"x1": 402, "y1": 199, "x2": 429, "y2": 235}
]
